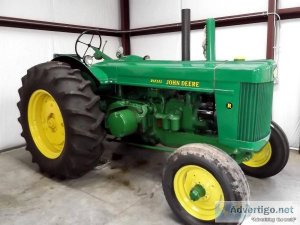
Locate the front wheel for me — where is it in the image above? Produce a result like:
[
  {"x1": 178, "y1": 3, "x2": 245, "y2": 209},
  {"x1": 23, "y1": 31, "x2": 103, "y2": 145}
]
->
[
  {"x1": 241, "y1": 121, "x2": 289, "y2": 178},
  {"x1": 162, "y1": 144, "x2": 250, "y2": 225}
]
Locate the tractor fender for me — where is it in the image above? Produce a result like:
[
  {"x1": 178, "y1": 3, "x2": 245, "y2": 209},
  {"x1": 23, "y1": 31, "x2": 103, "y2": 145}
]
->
[{"x1": 52, "y1": 56, "x2": 107, "y2": 89}]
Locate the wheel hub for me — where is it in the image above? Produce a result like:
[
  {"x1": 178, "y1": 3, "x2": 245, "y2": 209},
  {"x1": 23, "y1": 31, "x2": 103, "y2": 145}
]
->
[
  {"x1": 28, "y1": 89, "x2": 65, "y2": 159},
  {"x1": 174, "y1": 165, "x2": 224, "y2": 221},
  {"x1": 47, "y1": 114, "x2": 56, "y2": 130},
  {"x1": 189, "y1": 184, "x2": 206, "y2": 201}
]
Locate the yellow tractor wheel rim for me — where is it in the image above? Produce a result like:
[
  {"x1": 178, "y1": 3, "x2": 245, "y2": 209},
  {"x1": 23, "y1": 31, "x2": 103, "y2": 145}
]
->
[
  {"x1": 243, "y1": 142, "x2": 272, "y2": 168},
  {"x1": 28, "y1": 90, "x2": 65, "y2": 159},
  {"x1": 174, "y1": 165, "x2": 225, "y2": 221}
]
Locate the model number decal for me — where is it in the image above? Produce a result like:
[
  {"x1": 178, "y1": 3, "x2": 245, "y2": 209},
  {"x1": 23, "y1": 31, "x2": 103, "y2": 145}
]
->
[{"x1": 150, "y1": 79, "x2": 163, "y2": 84}]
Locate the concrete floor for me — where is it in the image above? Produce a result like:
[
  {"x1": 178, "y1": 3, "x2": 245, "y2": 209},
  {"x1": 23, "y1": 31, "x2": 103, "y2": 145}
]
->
[{"x1": 0, "y1": 142, "x2": 299, "y2": 225}]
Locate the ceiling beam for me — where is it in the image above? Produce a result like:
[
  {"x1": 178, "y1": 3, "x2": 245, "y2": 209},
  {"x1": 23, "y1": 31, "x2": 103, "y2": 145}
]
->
[
  {"x1": 127, "y1": 7, "x2": 300, "y2": 37},
  {"x1": 278, "y1": 7, "x2": 300, "y2": 19},
  {"x1": 1, "y1": 6, "x2": 300, "y2": 39},
  {"x1": 129, "y1": 12, "x2": 268, "y2": 36},
  {"x1": 0, "y1": 16, "x2": 121, "y2": 36}
]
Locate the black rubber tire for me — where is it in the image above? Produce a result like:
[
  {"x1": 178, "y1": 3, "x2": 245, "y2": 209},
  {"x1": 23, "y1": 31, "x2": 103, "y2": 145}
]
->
[
  {"x1": 162, "y1": 144, "x2": 250, "y2": 225},
  {"x1": 17, "y1": 61, "x2": 106, "y2": 179},
  {"x1": 241, "y1": 121, "x2": 289, "y2": 178}
]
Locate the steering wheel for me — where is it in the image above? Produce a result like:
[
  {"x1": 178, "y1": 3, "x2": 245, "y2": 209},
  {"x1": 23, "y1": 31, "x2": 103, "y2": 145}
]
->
[{"x1": 75, "y1": 30, "x2": 102, "y2": 60}]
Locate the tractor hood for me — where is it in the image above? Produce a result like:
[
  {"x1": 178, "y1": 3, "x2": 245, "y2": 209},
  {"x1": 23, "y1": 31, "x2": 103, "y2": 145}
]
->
[{"x1": 90, "y1": 59, "x2": 275, "y2": 93}]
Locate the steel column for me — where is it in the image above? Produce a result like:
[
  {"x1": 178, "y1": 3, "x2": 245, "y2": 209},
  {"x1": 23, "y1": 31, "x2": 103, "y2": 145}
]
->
[{"x1": 266, "y1": 0, "x2": 277, "y2": 59}]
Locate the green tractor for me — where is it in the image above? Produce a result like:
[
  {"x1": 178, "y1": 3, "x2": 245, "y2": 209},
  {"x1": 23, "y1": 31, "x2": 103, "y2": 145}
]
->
[{"x1": 18, "y1": 18, "x2": 289, "y2": 225}]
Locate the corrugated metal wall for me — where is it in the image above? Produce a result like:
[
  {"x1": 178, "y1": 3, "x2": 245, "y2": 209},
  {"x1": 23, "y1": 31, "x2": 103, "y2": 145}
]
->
[
  {"x1": 130, "y1": 0, "x2": 300, "y2": 148},
  {"x1": 0, "y1": 0, "x2": 121, "y2": 150},
  {"x1": 1, "y1": 0, "x2": 299, "y2": 150}
]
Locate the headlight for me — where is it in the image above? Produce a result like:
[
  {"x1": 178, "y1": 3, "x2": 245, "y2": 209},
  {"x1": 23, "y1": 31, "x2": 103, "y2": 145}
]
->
[{"x1": 83, "y1": 55, "x2": 93, "y2": 66}]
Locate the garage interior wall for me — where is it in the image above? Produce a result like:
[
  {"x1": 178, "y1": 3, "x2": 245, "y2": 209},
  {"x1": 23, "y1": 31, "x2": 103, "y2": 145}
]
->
[
  {"x1": 130, "y1": 0, "x2": 300, "y2": 148},
  {"x1": 1, "y1": 0, "x2": 300, "y2": 151},
  {"x1": 0, "y1": 0, "x2": 121, "y2": 150}
]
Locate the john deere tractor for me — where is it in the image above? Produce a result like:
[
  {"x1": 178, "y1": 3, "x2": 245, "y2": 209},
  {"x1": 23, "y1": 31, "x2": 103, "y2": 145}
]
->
[{"x1": 18, "y1": 17, "x2": 289, "y2": 225}]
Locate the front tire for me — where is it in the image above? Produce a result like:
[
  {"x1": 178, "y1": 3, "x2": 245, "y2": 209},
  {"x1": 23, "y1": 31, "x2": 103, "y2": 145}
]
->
[
  {"x1": 162, "y1": 144, "x2": 250, "y2": 225},
  {"x1": 18, "y1": 61, "x2": 106, "y2": 179},
  {"x1": 241, "y1": 121, "x2": 289, "y2": 178}
]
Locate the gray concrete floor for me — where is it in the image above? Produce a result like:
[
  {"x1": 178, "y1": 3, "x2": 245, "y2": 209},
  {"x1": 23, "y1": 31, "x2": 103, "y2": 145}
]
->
[{"x1": 0, "y1": 142, "x2": 299, "y2": 225}]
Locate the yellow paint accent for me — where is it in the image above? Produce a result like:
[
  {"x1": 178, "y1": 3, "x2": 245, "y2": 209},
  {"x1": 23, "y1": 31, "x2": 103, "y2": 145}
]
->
[
  {"x1": 243, "y1": 142, "x2": 272, "y2": 167},
  {"x1": 166, "y1": 80, "x2": 200, "y2": 88},
  {"x1": 28, "y1": 90, "x2": 65, "y2": 159},
  {"x1": 150, "y1": 79, "x2": 163, "y2": 84},
  {"x1": 174, "y1": 165, "x2": 224, "y2": 221},
  {"x1": 234, "y1": 56, "x2": 246, "y2": 61},
  {"x1": 226, "y1": 103, "x2": 232, "y2": 109}
]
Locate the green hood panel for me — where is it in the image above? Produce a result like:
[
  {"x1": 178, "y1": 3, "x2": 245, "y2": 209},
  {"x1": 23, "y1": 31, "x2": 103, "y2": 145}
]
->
[{"x1": 90, "y1": 59, "x2": 275, "y2": 92}]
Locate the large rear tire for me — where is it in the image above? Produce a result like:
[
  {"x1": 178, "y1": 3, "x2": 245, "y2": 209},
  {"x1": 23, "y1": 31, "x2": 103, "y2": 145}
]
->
[
  {"x1": 18, "y1": 61, "x2": 105, "y2": 179},
  {"x1": 162, "y1": 144, "x2": 250, "y2": 225},
  {"x1": 241, "y1": 121, "x2": 289, "y2": 178}
]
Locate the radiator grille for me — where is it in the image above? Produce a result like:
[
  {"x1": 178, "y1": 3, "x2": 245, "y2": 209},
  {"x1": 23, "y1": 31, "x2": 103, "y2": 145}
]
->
[{"x1": 238, "y1": 82, "x2": 273, "y2": 142}]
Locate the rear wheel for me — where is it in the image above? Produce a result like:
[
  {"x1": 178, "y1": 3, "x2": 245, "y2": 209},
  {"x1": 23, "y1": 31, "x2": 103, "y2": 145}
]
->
[
  {"x1": 162, "y1": 144, "x2": 250, "y2": 225},
  {"x1": 241, "y1": 121, "x2": 289, "y2": 178},
  {"x1": 18, "y1": 61, "x2": 106, "y2": 179}
]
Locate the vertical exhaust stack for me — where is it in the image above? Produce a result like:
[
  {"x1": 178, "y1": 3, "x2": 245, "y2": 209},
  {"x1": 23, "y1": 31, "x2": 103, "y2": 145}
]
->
[{"x1": 182, "y1": 8, "x2": 191, "y2": 61}]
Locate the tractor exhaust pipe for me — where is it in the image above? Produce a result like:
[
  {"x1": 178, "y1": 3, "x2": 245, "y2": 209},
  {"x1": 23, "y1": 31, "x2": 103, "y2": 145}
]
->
[{"x1": 181, "y1": 8, "x2": 191, "y2": 61}]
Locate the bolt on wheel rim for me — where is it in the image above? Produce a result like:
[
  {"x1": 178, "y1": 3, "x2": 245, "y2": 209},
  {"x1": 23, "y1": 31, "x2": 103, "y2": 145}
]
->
[
  {"x1": 174, "y1": 165, "x2": 224, "y2": 221},
  {"x1": 243, "y1": 142, "x2": 272, "y2": 168},
  {"x1": 28, "y1": 90, "x2": 65, "y2": 159}
]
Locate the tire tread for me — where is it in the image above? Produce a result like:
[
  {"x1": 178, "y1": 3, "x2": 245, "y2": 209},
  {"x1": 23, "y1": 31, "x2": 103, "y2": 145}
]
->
[{"x1": 17, "y1": 61, "x2": 105, "y2": 179}]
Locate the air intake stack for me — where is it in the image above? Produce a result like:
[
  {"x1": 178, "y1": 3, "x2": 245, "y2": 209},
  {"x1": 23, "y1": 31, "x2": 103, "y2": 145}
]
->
[{"x1": 205, "y1": 18, "x2": 216, "y2": 61}]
